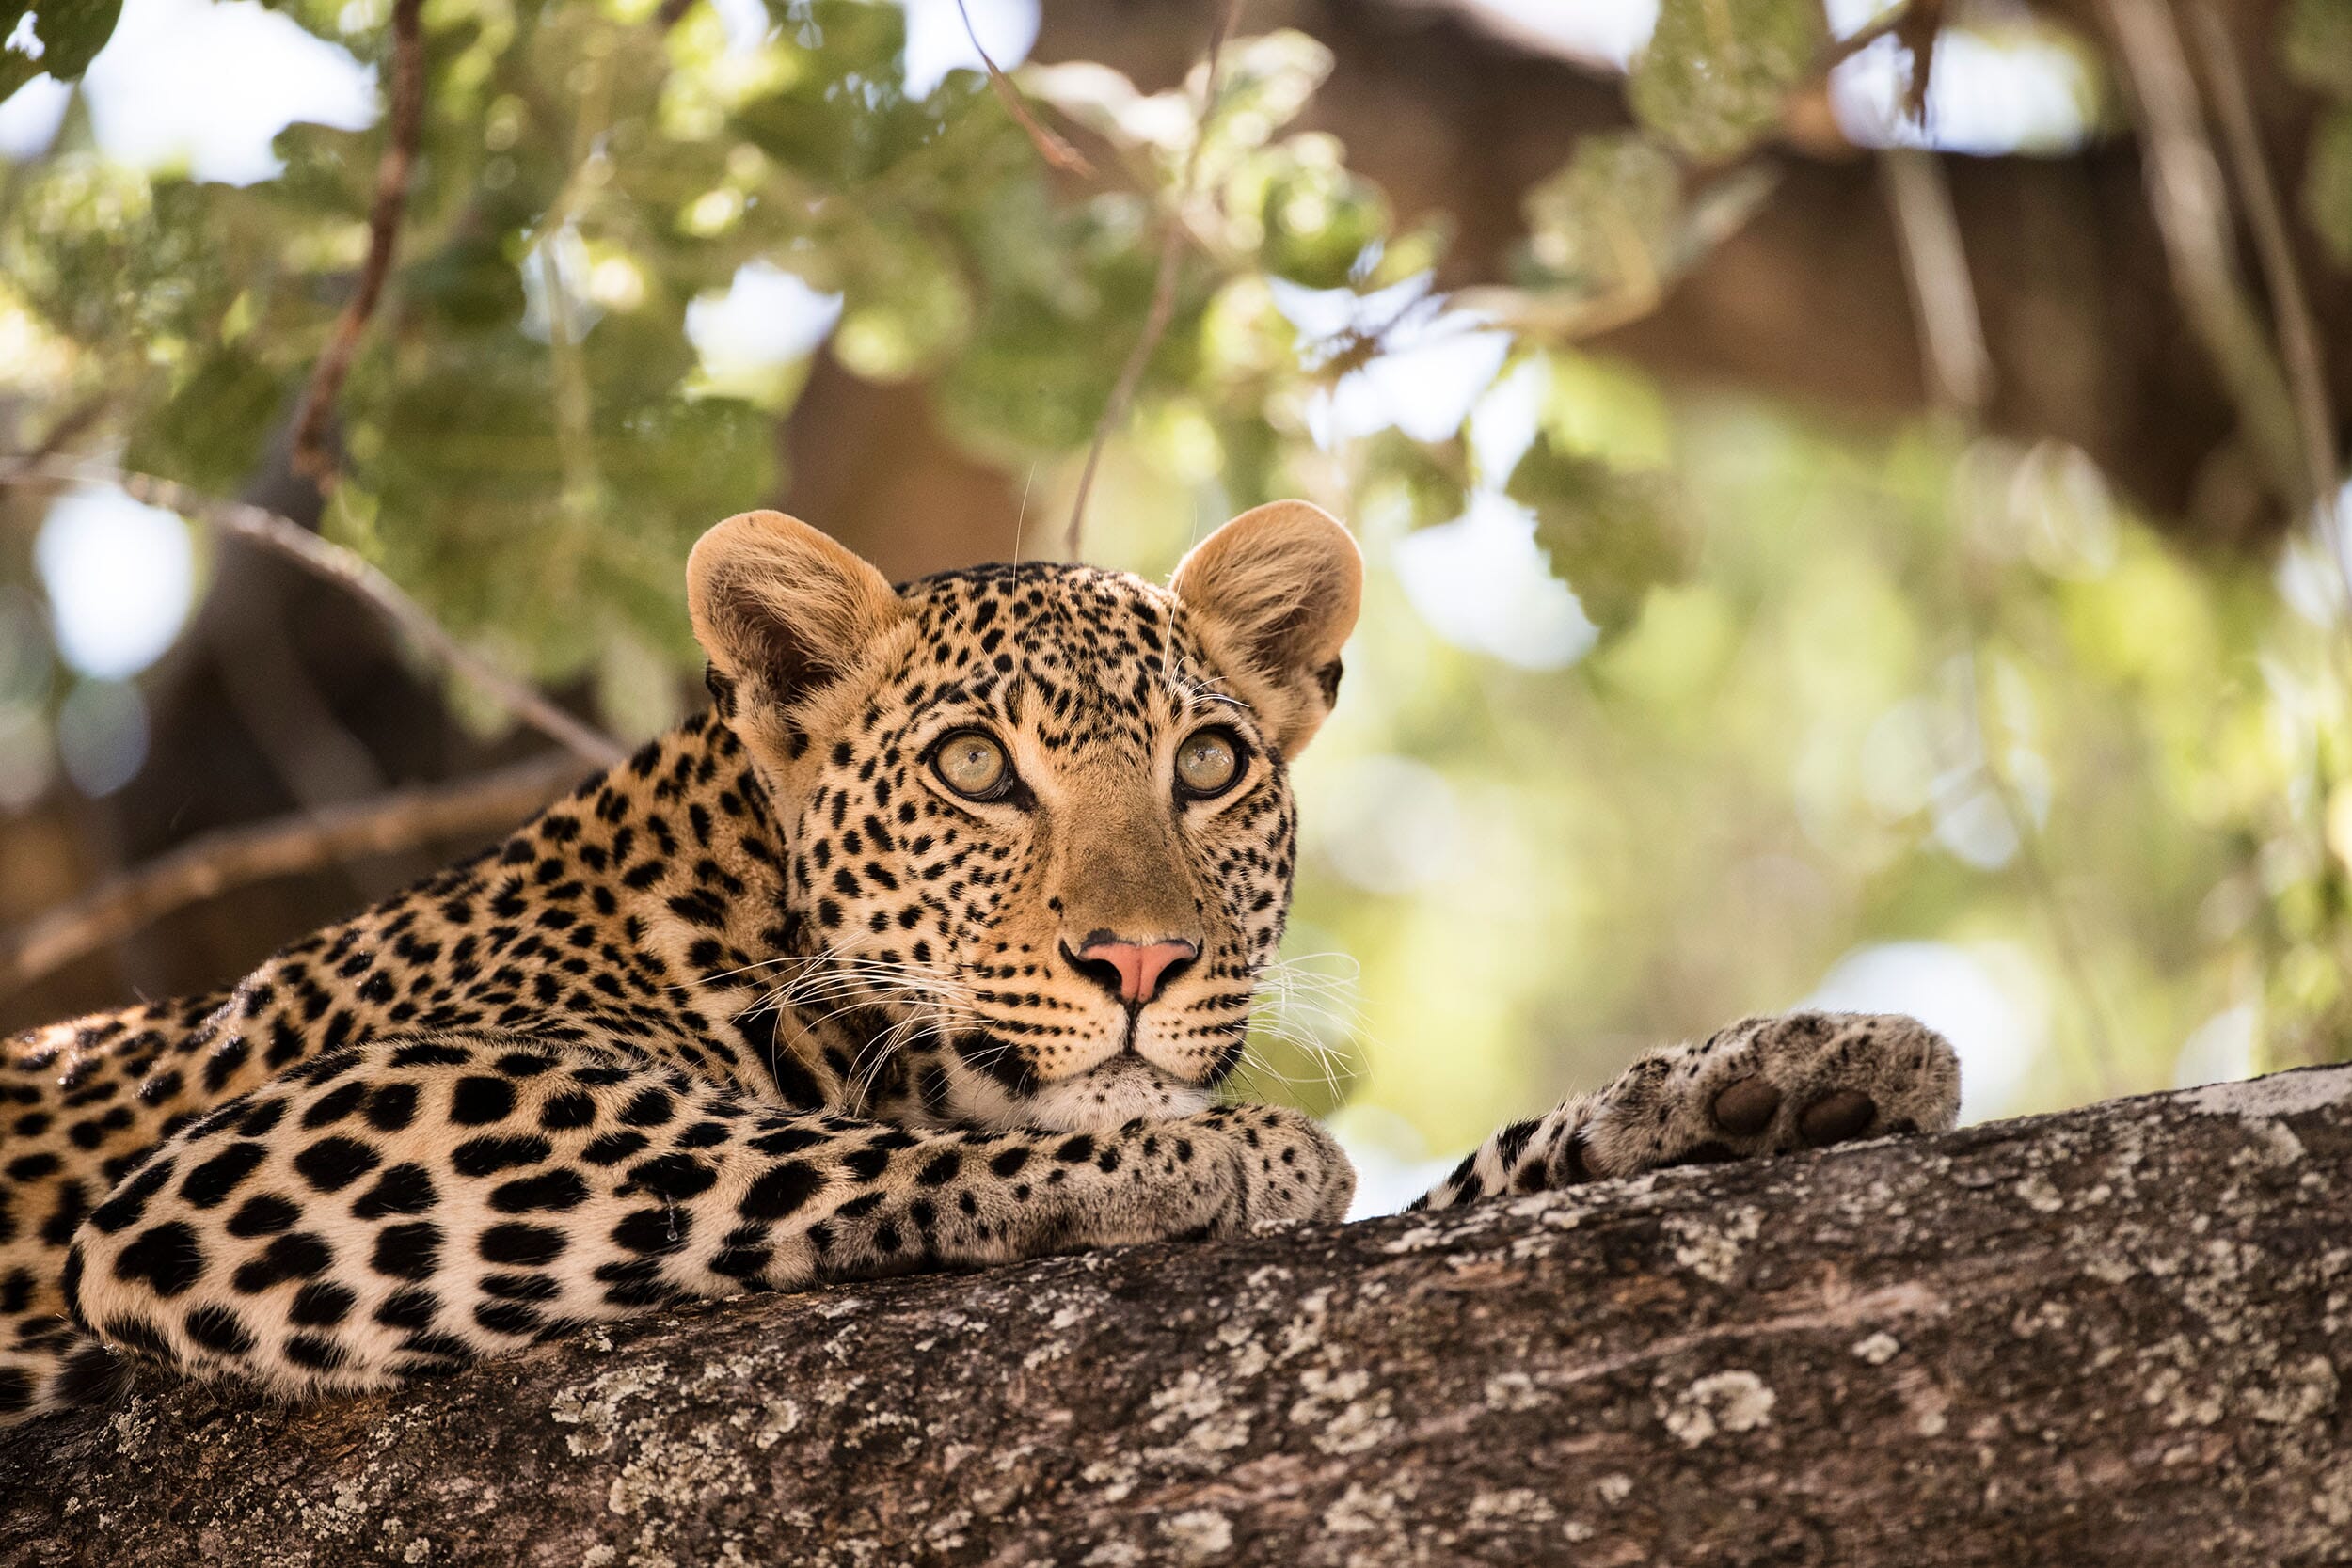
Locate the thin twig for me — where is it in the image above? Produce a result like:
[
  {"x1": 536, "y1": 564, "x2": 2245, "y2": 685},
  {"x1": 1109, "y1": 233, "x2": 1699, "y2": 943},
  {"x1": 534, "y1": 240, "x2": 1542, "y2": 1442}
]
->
[
  {"x1": 1880, "y1": 149, "x2": 1989, "y2": 414},
  {"x1": 2098, "y1": 0, "x2": 2305, "y2": 508},
  {"x1": 1893, "y1": 0, "x2": 1945, "y2": 123},
  {"x1": 0, "y1": 755, "x2": 581, "y2": 996},
  {"x1": 1880, "y1": 145, "x2": 2125, "y2": 1100},
  {"x1": 2186, "y1": 4, "x2": 2341, "y2": 531},
  {"x1": 954, "y1": 0, "x2": 1093, "y2": 175},
  {"x1": 2, "y1": 459, "x2": 627, "y2": 767},
  {"x1": 1064, "y1": 0, "x2": 1244, "y2": 562},
  {"x1": 1816, "y1": 1, "x2": 1914, "y2": 76},
  {"x1": 287, "y1": 0, "x2": 426, "y2": 489}
]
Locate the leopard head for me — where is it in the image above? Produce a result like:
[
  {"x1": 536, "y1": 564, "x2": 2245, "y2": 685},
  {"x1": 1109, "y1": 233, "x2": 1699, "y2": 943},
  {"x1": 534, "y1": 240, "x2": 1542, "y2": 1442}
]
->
[{"x1": 687, "y1": 502, "x2": 1361, "y2": 1131}]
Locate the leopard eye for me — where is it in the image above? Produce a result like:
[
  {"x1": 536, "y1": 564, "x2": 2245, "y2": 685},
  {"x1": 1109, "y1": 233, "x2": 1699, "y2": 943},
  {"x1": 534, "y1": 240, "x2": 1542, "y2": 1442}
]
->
[
  {"x1": 930, "y1": 730, "x2": 1014, "y2": 801},
  {"x1": 1175, "y1": 727, "x2": 1245, "y2": 800}
]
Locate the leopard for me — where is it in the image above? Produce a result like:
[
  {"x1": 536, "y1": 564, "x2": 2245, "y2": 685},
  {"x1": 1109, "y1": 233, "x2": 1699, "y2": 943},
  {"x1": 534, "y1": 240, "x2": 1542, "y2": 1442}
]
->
[{"x1": 0, "y1": 499, "x2": 1960, "y2": 1425}]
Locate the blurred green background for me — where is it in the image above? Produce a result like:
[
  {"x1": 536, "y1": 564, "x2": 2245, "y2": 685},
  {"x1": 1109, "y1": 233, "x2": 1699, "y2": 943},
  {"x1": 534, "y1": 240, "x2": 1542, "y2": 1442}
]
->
[{"x1": 2, "y1": 0, "x2": 2347, "y2": 1210}]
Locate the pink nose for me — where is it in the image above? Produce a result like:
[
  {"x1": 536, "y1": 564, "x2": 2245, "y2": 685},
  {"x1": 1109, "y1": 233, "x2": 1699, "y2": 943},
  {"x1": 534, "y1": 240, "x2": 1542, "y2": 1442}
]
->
[{"x1": 1074, "y1": 938, "x2": 1200, "y2": 1005}]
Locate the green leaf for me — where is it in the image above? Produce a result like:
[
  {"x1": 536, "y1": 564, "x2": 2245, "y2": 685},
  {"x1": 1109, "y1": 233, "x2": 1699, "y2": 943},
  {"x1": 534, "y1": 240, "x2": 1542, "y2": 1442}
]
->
[
  {"x1": 123, "y1": 346, "x2": 290, "y2": 497},
  {"x1": 1472, "y1": 133, "x2": 1775, "y2": 338},
  {"x1": 1628, "y1": 0, "x2": 1824, "y2": 164},
  {"x1": 1359, "y1": 430, "x2": 1467, "y2": 533},
  {"x1": 1252, "y1": 135, "x2": 1390, "y2": 289},
  {"x1": 1, "y1": 0, "x2": 123, "y2": 99},
  {"x1": 1518, "y1": 134, "x2": 1681, "y2": 299},
  {"x1": 1507, "y1": 434, "x2": 1691, "y2": 634},
  {"x1": 1200, "y1": 31, "x2": 1333, "y2": 160},
  {"x1": 401, "y1": 232, "x2": 530, "y2": 334}
]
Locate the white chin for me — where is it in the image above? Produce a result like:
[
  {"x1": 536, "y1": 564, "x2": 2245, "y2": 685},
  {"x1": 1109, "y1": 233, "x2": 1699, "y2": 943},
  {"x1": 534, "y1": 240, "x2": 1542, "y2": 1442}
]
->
[{"x1": 1011, "y1": 1060, "x2": 1213, "y2": 1132}]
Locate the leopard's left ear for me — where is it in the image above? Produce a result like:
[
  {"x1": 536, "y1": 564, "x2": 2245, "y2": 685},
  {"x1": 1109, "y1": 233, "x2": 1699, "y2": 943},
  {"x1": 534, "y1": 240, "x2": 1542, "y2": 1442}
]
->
[{"x1": 1170, "y1": 500, "x2": 1361, "y2": 756}]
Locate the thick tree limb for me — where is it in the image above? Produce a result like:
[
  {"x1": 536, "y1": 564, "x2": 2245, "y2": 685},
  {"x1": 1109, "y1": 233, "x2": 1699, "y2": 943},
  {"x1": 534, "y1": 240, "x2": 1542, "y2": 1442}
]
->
[
  {"x1": 0, "y1": 755, "x2": 580, "y2": 997},
  {"x1": 286, "y1": 0, "x2": 425, "y2": 489},
  {"x1": 5, "y1": 1069, "x2": 2349, "y2": 1563}
]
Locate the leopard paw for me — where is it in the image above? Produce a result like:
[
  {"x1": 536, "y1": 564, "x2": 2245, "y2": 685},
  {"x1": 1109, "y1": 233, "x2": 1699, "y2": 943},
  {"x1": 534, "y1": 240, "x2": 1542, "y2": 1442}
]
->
[
  {"x1": 1567, "y1": 1010, "x2": 1959, "y2": 1181},
  {"x1": 1200, "y1": 1104, "x2": 1357, "y2": 1231}
]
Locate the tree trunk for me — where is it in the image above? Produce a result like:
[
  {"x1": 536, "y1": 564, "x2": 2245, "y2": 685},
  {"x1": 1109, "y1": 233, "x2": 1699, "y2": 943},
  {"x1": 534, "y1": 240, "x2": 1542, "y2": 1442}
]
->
[{"x1": 5, "y1": 1069, "x2": 2349, "y2": 1565}]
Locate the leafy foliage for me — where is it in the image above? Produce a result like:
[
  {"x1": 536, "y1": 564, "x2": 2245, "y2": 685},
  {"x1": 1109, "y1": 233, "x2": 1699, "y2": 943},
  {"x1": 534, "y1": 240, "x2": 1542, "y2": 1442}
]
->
[
  {"x1": 0, "y1": 0, "x2": 2347, "y2": 1166},
  {"x1": 0, "y1": 0, "x2": 122, "y2": 100},
  {"x1": 1629, "y1": 0, "x2": 1823, "y2": 163}
]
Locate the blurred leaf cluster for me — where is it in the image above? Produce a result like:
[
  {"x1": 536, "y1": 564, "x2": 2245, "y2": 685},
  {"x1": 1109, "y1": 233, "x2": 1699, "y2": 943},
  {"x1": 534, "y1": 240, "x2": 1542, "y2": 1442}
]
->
[{"x1": 2, "y1": 0, "x2": 2348, "y2": 1164}]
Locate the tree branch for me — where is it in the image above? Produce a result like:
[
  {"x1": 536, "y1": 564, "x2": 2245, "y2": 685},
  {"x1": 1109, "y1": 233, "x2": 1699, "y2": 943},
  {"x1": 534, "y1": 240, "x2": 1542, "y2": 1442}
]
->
[
  {"x1": 1816, "y1": 0, "x2": 1913, "y2": 75},
  {"x1": 2184, "y1": 3, "x2": 2341, "y2": 531},
  {"x1": 2096, "y1": 0, "x2": 2306, "y2": 511},
  {"x1": 1063, "y1": 0, "x2": 1244, "y2": 562},
  {"x1": 1, "y1": 460, "x2": 627, "y2": 768},
  {"x1": 0, "y1": 755, "x2": 580, "y2": 997},
  {"x1": 954, "y1": 0, "x2": 1094, "y2": 175},
  {"x1": 6, "y1": 1069, "x2": 2348, "y2": 1561},
  {"x1": 286, "y1": 0, "x2": 426, "y2": 490},
  {"x1": 1879, "y1": 148, "x2": 1988, "y2": 417}
]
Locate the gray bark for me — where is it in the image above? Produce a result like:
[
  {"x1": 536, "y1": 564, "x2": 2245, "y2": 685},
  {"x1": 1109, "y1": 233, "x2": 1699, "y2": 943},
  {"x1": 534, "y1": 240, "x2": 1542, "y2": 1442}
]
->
[{"x1": 5, "y1": 1069, "x2": 2350, "y2": 1566}]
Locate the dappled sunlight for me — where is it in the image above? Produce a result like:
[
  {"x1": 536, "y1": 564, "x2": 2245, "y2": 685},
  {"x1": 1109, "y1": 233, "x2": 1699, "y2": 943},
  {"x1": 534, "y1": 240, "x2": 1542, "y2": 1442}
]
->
[
  {"x1": 68, "y1": 0, "x2": 373, "y2": 182},
  {"x1": 33, "y1": 486, "x2": 195, "y2": 680}
]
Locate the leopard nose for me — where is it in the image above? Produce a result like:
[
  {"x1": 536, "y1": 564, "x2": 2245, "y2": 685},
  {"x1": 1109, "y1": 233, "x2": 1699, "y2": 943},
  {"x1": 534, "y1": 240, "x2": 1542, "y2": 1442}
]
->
[{"x1": 1067, "y1": 936, "x2": 1200, "y2": 1006}]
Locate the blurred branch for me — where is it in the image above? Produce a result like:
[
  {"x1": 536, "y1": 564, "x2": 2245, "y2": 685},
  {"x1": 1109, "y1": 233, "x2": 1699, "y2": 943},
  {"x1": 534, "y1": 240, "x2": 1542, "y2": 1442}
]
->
[
  {"x1": 1817, "y1": 0, "x2": 1915, "y2": 73},
  {"x1": 0, "y1": 392, "x2": 112, "y2": 484},
  {"x1": 205, "y1": 594, "x2": 421, "y2": 900},
  {"x1": 286, "y1": 0, "x2": 425, "y2": 489},
  {"x1": 2096, "y1": 0, "x2": 2306, "y2": 508},
  {"x1": 1064, "y1": 0, "x2": 1244, "y2": 561},
  {"x1": 1880, "y1": 146, "x2": 2123, "y2": 1099},
  {"x1": 1880, "y1": 148, "x2": 1988, "y2": 414},
  {"x1": 2185, "y1": 4, "x2": 2340, "y2": 525},
  {"x1": 0, "y1": 755, "x2": 581, "y2": 998},
  {"x1": 0, "y1": 460, "x2": 627, "y2": 768},
  {"x1": 1893, "y1": 0, "x2": 1945, "y2": 122},
  {"x1": 954, "y1": 0, "x2": 1094, "y2": 175}
]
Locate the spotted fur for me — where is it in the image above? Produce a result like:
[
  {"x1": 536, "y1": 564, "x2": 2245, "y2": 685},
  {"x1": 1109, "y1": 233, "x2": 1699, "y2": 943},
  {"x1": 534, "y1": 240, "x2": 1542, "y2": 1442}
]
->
[{"x1": 0, "y1": 503, "x2": 1957, "y2": 1425}]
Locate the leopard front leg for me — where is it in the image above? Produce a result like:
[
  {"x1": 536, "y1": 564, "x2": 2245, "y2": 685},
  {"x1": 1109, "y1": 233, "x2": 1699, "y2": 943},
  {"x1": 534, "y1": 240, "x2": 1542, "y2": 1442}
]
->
[
  {"x1": 59, "y1": 1034, "x2": 1353, "y2": 1407},
  {"x1": 1410, "y1": 1011, "x2": 1959, "y2": 1210}
]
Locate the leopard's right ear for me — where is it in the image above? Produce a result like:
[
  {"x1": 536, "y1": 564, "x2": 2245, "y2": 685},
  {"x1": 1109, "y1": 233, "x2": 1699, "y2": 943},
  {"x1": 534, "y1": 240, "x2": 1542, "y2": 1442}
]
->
[{"x1": 687, "y1": 511, "x2": 909, "y2": 710}]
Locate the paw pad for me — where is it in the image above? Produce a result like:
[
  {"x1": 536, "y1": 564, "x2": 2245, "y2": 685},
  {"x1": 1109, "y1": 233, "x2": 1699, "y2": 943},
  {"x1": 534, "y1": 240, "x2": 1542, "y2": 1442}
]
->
[
  {"x1": 1796, "y1": 1088, "x2": 1875, "y2": 1147},
  {"x1": 1709, "y1": 1077, "x2": 1781, "y2": 1136}
]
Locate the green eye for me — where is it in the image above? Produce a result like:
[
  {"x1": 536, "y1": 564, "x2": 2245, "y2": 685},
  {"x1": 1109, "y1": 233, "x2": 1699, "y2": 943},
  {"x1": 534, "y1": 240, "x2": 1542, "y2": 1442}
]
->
[
  {"x1": 931, "y1": 730, "x2": 1013, "y2": 800},
  {"x1": 1175, "y1": 727, "x2": 1244, "y2": 799}
]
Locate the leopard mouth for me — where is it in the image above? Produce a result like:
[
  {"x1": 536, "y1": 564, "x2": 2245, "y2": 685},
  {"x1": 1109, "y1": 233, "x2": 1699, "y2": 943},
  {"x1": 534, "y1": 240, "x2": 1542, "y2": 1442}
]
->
[
  {"x1": 1011, "y1": 1055, "x2": 1213, "y2": 1132},
  {"x1": 941, "y1": 1028, "x2": 1212, "y2": 1132}
]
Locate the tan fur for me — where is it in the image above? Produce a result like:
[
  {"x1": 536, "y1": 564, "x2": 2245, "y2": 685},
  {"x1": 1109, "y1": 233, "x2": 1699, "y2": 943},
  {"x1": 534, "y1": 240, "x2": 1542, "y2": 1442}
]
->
[
  {"x1": 690, "y1": 511, "x2": 912, "y2": 689},
  {"x1": 0, "y1": 500, "x2": 1959, "y2": 1431},
  {"x1": 1170, "y1": 501, "x2": 1362, "y2": 756}
]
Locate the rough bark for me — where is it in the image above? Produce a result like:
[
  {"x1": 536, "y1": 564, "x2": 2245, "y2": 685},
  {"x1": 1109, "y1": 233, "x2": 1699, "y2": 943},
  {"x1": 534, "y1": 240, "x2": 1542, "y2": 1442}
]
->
[{"x1": 6, "y1": 1070, "x2": 2351, "y2": 1565}]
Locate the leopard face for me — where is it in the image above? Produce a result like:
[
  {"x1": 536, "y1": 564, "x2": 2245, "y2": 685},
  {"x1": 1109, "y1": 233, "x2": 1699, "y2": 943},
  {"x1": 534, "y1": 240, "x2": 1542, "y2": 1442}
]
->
[{"x1": 689, "y1": 503, "x2": 1361, "y2": 1133}]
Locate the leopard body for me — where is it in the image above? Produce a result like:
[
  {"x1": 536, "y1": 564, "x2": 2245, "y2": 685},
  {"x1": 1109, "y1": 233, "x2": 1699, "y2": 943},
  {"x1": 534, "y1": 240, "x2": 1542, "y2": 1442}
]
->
[{"x1": 0, "y1": 503, "x2": 1958, "y2": 1424}]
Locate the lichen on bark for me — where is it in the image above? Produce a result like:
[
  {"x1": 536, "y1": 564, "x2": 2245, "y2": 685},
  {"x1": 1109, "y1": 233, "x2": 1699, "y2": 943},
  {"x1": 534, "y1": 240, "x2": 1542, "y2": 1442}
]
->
[{"x1": 6, "y1": 1069, "x2": 2350, "y2": 1567}]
